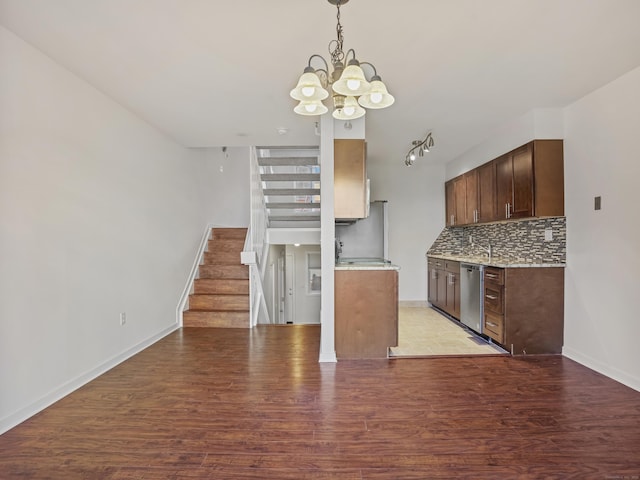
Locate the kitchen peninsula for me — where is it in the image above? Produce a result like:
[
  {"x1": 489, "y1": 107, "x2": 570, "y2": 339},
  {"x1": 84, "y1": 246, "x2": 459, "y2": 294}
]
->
[{"x1": 335, "y1": 259, "x2": 400, "y2": 359}]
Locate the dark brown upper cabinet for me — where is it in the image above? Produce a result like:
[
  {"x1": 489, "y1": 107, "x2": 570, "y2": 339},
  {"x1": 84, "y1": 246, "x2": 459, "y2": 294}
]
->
[{"x1": 445, "y1": 140, "x2": 564, "y2": 226}]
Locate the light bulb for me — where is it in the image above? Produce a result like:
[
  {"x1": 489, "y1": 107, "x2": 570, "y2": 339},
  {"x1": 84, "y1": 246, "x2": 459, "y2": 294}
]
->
[
  {"x1": 301, "y1": 86, "x2": 315, "y2": 97},
  {"x1": 409, "y1": 152, "x2": 416, "y2": 161},
  {"x1": 370, "y1": 92, "x2": 383, "y2": 104},
  {"x1": 304, "y1": 103, "x2": 317, "y2": 113},
  {"x1": 346, "y1": 79, "x2": 360, "y2": 91},
  {"x1": 344, "y1": 106, "x2": 355, "y2": 116},
  {"x1": 423, "y1": 143, "x2": 430, "y2": 153}
]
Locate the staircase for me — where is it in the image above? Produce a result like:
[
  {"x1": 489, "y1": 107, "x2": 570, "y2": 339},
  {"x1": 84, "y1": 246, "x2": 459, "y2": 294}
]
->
[
  {"x1": 256, "y1": 146, "x2": 320, "y2": 229},
  {"x1": 183, "y1": 228, "x2": 250, "y2": 328}
]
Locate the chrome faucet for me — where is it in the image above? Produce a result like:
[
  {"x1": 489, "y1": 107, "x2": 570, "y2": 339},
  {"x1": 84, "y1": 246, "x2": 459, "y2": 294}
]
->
[
  {"x1": 471, "y1": 237, "x2": 492, "y2": 261},
  {"x1": 481, "y1": 241, "x2": 493, "y2": 261}
]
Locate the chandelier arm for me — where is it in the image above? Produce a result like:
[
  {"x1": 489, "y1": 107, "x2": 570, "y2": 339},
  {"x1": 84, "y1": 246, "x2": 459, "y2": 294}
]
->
[
  {"x1": 359, "y1": 61, "x2": 378, "y2": 80},
  {"x1": 344, "y1": 48, "x2": 358, "y2": 64},
  {"x1": 308, "y1": 54, "x2": 329, "y2": 72}
]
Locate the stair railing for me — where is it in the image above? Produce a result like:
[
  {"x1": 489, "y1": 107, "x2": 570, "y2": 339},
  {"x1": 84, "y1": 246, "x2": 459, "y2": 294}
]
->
[{"x1": 241, "y1": 147, "x2": 271, "y2": 326}]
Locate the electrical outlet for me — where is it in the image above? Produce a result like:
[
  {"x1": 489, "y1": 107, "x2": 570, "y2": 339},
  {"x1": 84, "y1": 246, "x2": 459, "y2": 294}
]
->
[
  {"x1": 544, "y1": 229, "x2": 553, "y2": 242},
  {"x1": 120, "y1": 312, "x2": 126, "y2": 325},
  {"x1": 468, "y1": 235, "x2": 473, "y2": 244}
]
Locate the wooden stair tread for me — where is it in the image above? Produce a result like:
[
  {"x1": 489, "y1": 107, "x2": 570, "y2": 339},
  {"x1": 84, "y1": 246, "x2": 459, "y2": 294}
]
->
[{"x1": 184, "y1": 228, "x2": 250, "y2": 328}]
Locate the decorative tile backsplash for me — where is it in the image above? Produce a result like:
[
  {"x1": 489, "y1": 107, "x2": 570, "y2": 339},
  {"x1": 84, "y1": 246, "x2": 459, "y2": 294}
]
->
[{"x1": 427, "y1": 217, "x2": 566, "y2": 264}]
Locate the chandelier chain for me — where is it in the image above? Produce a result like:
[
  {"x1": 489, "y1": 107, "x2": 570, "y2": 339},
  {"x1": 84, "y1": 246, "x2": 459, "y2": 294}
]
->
[{"x1": 329, "y1": 1, "x2": 345, "y2": 65}]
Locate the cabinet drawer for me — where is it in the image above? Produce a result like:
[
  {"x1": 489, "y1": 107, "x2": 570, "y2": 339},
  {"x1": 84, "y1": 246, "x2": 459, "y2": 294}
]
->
[
  {"x1": 445, "y1": 260, "x2": 460, "y2": 273},
  {"x1": 484, "y1": 267, "x2": 504, "y2": 285},
  {"x1": 484, "y1": 310, "x2": 504, "y2": 344},
  {"x1": 484, "y1": 284, "x2": 503, "y2": 314}
]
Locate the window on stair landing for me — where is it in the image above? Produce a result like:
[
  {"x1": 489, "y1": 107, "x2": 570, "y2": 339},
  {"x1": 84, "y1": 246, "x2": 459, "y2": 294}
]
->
[
  {"x1": 307, "y1": 252, "x2": 321, "y2": 295},
  {"x1": 294, "y1": 165, "x2": 321, "y2": 208}
]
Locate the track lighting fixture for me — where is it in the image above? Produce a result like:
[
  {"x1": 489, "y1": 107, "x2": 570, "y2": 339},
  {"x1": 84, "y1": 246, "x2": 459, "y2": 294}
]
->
[{"x1": 405, "y1": 132, "x2": 435, "y2": 166}]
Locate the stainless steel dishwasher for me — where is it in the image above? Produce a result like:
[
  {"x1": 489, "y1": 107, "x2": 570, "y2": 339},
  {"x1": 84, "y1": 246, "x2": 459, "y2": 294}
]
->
[{"x1": 460, "y1": 263, "x2": 484, "y2": 333}]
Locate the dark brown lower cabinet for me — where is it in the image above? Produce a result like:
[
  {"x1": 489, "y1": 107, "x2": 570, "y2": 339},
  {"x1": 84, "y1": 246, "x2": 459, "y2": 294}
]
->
[
  {"x1": 484, "y1": 266, "x2": 564, "y2": 354},
  {"x1": 427, "y1": 257, "x2": 460, "y2": 319}
]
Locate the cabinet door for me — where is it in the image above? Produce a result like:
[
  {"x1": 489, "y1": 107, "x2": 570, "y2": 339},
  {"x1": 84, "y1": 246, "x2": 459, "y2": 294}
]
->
[
  {"x1": 427, "y1": 264, "x2": 438, "y2": 304},
  {"x1": 453, "y1": 176, "x2": 466, "y2": 226},
  {"x1": 445, "y1": 180, "x2": 455, "y2": 226},
  {"x1": 464, "y1": 170, "x2": 479, "y2": 224},
  {"x1": 334, "y1": 139, "x2": 366, "y2": 219},
  {"x1": 495, "y1": 153, "x2": 513, "y2": 220},
  {"x1": 477, "y1": 161, "x2": 497, "y2": 222},
  {"x1": 445, "y1": 271, "x2": 460, "y2": 318},
  {"x1": 510, "y1": 143, "x2": 534, "y2": 218},
  {"x1": 436, "y1": 267, "x2": 447, "y2": 309}
]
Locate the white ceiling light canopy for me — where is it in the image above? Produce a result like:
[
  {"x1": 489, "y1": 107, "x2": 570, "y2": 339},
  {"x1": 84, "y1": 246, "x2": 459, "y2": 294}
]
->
[{"x1": 290, "y1": 0, "x2": 394, "y2": 118}]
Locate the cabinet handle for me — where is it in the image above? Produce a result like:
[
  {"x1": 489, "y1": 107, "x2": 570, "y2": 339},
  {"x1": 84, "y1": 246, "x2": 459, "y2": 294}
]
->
[
  {"x1": 448, "y1": 274, "x2": 455, "y2": 285},
  {"x1": 486, "y1": 321, "x2": 498, "y2": 328},
  {"x1": 474, "y1": 210, "x2": 478, "y2": 223},
  {"x1": 486, "y1": 294, "x2": 498, "y2": 300},
  {"x1": 507, "y1": 202, "x2": 512, "y2": 219},
  {"x1": 486, "y1": 273, "x2": 497, "y2": 278}
]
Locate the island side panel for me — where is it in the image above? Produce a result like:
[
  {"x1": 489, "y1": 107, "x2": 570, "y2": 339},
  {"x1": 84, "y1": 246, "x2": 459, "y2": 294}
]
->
[
  {"x1": 504, "y1": 267, "x2": 565, "y2": 354},
  {"x1": 335, "y1": 269, "x2": 399, "y2": 359}
]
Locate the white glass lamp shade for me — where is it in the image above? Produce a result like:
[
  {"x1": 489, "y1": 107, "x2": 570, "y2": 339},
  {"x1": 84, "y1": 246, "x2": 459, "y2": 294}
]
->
[
  {"x1": 332, "y1": 96, "x2": 365, "y2": 120},
  {"x1": 294, "y1": 99, "x2": 329, "y2": 116},
  {"x1": 332, "y1": 64, "x2": 371, "y2": 96},
  {"x1": 358, "y1": 79, "x2": 395, "y2": 109},
  {"x1": 290, "y1": 72, "x2": 329, "y2": 102}
]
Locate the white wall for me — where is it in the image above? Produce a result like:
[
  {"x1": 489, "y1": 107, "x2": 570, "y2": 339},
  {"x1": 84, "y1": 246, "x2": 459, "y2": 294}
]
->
[
  {"x1": 367, "y1": 161, "x2": 445, "y2": 302},
  {"x1": 196, "y1": 146, "x2": 250, "y2": 228},
  {"x1": 0, "y1": 26, "x2": 247, "y2": 433},
  {"x1": 445, "y1": 108, "x2": 564, "y2": 180},
  {"x1": 562, "y1": 65, "x2": 640, "y2": 391}
]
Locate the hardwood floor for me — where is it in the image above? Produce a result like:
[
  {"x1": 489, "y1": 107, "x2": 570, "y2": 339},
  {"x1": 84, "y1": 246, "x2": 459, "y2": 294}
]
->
[{"x1": 1, "y1": 326, "x2": 639, "y2": 479}]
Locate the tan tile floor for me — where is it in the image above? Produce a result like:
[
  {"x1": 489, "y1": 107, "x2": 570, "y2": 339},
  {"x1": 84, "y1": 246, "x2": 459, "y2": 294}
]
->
[{"x1": 389, "y1": 306, "x2": 507, "y2": 357}]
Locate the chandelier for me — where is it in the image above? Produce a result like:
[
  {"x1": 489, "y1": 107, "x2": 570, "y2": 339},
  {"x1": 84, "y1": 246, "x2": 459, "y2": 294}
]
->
[
  {"x1": 405, "y1": 132, "x2": 435, "y2": 166},
  {"x1": 290, "y1": 0, "x2": 394, "y2": 120}
]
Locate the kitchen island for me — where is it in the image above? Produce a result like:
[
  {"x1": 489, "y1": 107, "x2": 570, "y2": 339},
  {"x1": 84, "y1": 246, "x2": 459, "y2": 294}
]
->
[{"x1": 335, "y1": 259, "x2": 400, "y2": 359}]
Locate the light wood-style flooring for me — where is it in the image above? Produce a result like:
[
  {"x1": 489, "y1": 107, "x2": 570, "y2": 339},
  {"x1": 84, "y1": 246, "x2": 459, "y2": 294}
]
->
[
  {"x1": 390, "y1": 306, "x2": 506, "y2": 357},
  {"x1": 1, "y1": 326, "x2": 639, "y2": 478}
]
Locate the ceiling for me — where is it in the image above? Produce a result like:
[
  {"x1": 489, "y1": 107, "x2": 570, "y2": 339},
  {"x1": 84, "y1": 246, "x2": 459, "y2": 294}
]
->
[{"x1": 2, "y1": 0, "x2": 640, "y2": 167}]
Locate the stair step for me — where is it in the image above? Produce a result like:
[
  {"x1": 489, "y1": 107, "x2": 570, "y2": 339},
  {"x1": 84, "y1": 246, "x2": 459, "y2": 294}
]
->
[
  {"x1": 194, "y1": 279, "x2": 249, "y2": 295},
  {"x1": 198, "y1": 264, "x2": 249, "y2": 279},
  {"x1": 261, "y1": 173, "x2": 320, "y2": 182},
  {"x1": 268, "y1": 215, "x2": 321, "y2": 222},
  {"x1": 183, "y1": 310, "x2": 249, "y2": 328},
  {"x1": 211, "y1": 228, "x2": 247, "y2": 240},
  {"x1": 266, "y1": 202, "x2": 321, "y2": 209},
  {"x1": 257, "y1": 157, "x2": 318, "y2": 167},
  {"x1": 203, "y1": 250, "x2": 242, "y2": 265},
  {"x1": 207, "y1": 238, "x2": 245, "y2": 253},
  {"x1": 264, "y1": 188, "x2": 320, "y2": 196},
  {"x1": 189, "y1": 294, "x2": 249, "y2": 311}
]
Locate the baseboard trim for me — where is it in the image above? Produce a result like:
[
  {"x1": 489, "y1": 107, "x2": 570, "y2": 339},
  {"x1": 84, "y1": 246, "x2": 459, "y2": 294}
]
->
[
  {"x1": 562, "y1": 346, "x2": 640, "y2": 393},
  {"x1": 0, "y1": 323, "x2": 180, "y2": 435},
  {"x1": 176, "y1": 224, "x2": 213, "y2": 326}
]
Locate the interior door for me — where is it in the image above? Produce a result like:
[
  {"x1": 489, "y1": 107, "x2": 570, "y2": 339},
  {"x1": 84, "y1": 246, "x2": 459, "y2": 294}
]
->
[{"x1": 284, "y1": 253, "x2": 295, "y2": 324}]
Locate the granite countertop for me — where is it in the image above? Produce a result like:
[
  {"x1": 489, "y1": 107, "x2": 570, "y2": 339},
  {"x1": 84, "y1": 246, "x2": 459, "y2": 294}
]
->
[
  {"x1": 426, "y1": 253, "x2": 565, "y2": 268},
  {"x1": 335, "y1": 258, "x2": 401, "y2": 271}
]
